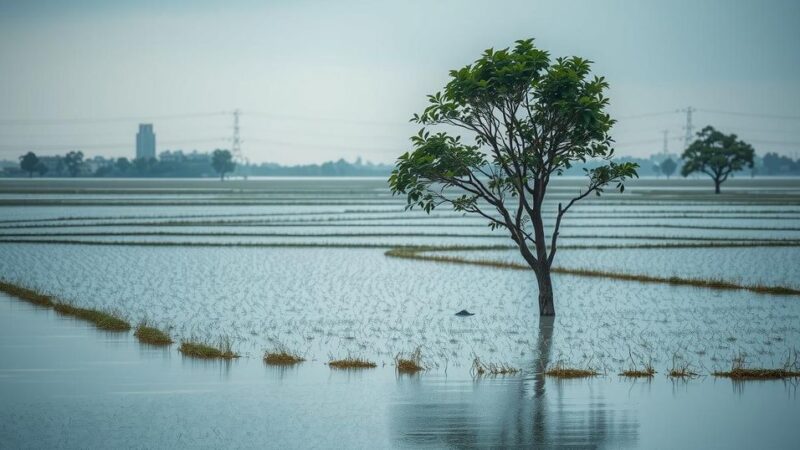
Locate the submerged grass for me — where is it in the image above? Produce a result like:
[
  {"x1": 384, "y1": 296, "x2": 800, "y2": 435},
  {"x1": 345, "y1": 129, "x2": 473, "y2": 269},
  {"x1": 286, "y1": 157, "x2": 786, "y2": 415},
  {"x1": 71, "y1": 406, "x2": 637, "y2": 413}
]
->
[
  {"x1": 52, "y1": 302, "x2": 131, "y2": 331},
  {"x1": 328, "y1": 356, "x2": 377, "y2": 369},
  {"x1": 264, "y1": 350, "x2": 305, "y2": 366},
  {"x1": 134, "y1": 322, "x2": 173, "y2": 346},
  {"x1": 0, "y1": 280, "x2": 54, "y2": 307},
  {"x1": 179, "y1": 338, "x2": 238, "y2": 360},
  {"x1": 545, "y1": 361, "x2": 599, "y2": 378},
  {"x1": 395, "y1": 347, "x2": 425, "y2": 373},
  {"x1": 713, "y1": 353, "x2": 800, "y2": 380}
]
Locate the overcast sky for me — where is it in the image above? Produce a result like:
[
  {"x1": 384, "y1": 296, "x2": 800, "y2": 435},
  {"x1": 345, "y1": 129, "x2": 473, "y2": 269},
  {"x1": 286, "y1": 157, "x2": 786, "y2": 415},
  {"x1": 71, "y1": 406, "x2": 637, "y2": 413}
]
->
[{"x1": 1, "y1": 0, "x2": 799, "y2": 164}]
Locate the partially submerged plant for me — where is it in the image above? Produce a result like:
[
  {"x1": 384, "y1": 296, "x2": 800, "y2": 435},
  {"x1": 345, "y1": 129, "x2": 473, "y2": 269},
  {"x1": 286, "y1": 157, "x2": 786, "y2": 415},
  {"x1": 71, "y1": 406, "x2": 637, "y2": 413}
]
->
[
  {"x1": 179, "y1": 337, "x2": 238, "y2": 359},
  {"x1": 134, "y1": 322, "x2": 173, "y2": 346},
  {"x1": 53, "y1": 302, "x2": 131, "y2": 331},
  {"x1": 328, "y1": 356, "x2": 377, "y2": 369},
  {"x1": 0, "y1": 280, "x2": 54, "y2": 307},
  {"x1": 264, "y1": 348, "x2": 305, "y2": 366},
  {"x1": 471, "y1": 357, "x2": 520, "y2": 377},
  {"x1": 713, "y1": 352, "x2": 800, "y2": 380},
  {"x1": 395, "y1": 347, "x2": 425, "y2": 373},
  {"x1": 620, "y1": 350, "x2": 656, "y2": 378},
  {"x1": 544, "y1": 361, "x2": 598, "y2": 379},
  {"x1": 667, "y1": 353, "x2": 699, "y2": 379}
]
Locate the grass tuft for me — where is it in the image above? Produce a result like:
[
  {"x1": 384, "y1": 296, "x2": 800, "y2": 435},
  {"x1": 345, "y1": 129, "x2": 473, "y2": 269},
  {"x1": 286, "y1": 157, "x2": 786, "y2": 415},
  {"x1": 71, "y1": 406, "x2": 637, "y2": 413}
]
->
[
  {"x1": 53, "y1": 302, "x2": 131, "y2": 331},
  {"x1": 545, "y1": 361, "x2": 599, "y2": 379},
  {"x1": 179, "y1": 338, "x2": 238, "y2": 359},
  {"x1": 134, "y1": 322, "x2": 173, "y2": 346},
  {"x1": 620, "y1": 367, "x2": 656, "y2": 378},
  {"x1": 264, "y1": 350, "x2": 305, "y2": 366},
  {"x1": 395, "y1": 347, "x2": 425, "y2": 373},
  {"x1": 667, "y1": 354, "x2": 699, "y2": 379},
  {"x1": 713, "y1": 353, "x2": 800, "y2": 380},
  {"x1": 328, "y1": 356, "x2": 377, "y2": 369},
  {"x1": 0, "y1": 280, "x2": 55, "y2": 307}
]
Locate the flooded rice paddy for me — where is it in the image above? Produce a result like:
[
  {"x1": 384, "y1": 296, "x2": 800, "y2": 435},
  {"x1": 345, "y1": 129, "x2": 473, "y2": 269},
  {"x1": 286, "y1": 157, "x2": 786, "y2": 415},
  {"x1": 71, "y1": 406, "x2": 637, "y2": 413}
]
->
[{"x1": 1, "y1": 177, "x2": 799, "y2": 448}]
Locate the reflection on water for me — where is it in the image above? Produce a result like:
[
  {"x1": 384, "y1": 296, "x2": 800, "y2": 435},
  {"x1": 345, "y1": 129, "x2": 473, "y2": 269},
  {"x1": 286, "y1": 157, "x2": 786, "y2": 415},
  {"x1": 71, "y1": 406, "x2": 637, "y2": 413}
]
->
[
  {"x1": 2, "y1": 295, "x2": 800, "y2": 449},
  {"x1": 391, "y1": 317, "x2": 638, "y2": 448}
]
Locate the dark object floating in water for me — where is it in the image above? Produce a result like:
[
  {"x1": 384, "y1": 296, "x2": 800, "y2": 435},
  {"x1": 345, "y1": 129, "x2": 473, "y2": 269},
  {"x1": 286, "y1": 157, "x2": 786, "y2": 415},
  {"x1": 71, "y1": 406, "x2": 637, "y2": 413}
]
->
[{"x1": 455, "y1": 309, "x2": 475, "y2": 316}]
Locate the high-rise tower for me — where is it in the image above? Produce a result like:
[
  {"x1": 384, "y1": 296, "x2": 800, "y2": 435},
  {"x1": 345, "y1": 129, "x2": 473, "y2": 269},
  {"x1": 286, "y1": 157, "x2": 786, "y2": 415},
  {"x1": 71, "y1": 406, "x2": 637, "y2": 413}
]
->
[{"x1": 136, "y1": 124, "x2": 156, "y2": 160}]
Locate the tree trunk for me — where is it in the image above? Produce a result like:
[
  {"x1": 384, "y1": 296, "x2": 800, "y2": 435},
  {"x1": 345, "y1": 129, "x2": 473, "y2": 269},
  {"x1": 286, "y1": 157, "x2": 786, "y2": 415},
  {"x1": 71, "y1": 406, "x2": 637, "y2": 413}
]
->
[
  {"x1": 220, "y1": 172, "x2": 225, "y2": 182},
  {"x1": 536, "y1": 268, "x2": 556, "y2": 316},
  {"x1": 714, "y1": 179, "x2": 721, "y2": 194}
]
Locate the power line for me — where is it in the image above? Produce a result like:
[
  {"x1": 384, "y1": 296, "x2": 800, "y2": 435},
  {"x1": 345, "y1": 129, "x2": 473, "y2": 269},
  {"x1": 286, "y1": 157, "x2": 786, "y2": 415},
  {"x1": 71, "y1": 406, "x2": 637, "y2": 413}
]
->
[
  {"x1": 615, "y1": 110, "x2": 678, "y2": 120},
  {"x1": 696, "y1": 108, "x2": 800, "y2": 121}
]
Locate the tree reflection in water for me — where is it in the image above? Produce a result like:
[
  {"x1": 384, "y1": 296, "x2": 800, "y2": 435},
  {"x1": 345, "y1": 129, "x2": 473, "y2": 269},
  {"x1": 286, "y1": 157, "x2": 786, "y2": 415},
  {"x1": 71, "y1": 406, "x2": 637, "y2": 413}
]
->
[{"x1": 390, "y1": 317, "x2": 639, "y2": 447}]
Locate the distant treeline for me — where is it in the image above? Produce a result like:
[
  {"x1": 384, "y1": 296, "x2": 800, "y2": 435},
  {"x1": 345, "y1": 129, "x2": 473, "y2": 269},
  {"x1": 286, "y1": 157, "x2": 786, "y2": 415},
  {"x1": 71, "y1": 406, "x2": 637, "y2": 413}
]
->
[
  {"x1": 2, "y1": 150, "x2": 393, "y2": 178},
  {"x1": 2, "y1": 150, "x2": 798, "y2": 178}
]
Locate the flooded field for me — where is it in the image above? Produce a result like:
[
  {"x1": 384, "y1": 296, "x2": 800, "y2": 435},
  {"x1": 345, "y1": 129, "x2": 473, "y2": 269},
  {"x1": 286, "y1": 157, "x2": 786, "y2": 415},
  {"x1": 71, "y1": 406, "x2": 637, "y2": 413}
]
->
[{"x1": 1, "y1": 177, "x2": 800, "y2": 448}]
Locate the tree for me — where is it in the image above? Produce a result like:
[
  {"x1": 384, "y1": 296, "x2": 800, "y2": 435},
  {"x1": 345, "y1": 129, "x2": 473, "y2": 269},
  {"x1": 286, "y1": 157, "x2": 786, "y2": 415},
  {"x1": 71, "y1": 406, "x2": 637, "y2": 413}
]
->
[
  {"x1": 660, "y1": 158, "x2": 677, "y2": 179},
  {"x1": 389, "y1": 39, "x2": 638, "y2": 316},
  {"x1": 35, "y1": 161, "x2": 49, "y2": 177},
  {"x1": 116, "y1": 157, "x2": 132, "y2": 174},
  {"x1": 211, "y1": 149, "x2": 236, "y2": 181},
  {"x1": 19, "y1": 152, "x2": 40, "y2": 177},
  {"x1": 64, "y1": 151, "x2": 84, "y2": 177},
  {"x1": 681, "y1": 126, "x2": 754, "y2": 194}
]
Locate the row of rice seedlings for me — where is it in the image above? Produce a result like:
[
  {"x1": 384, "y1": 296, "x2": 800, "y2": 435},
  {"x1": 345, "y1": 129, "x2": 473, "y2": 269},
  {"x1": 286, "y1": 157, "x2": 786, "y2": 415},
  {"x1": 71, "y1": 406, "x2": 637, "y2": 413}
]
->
[
  {"x1": 385, "y1": 248, "x2": 800, "y2": 296},
  {"x1": 1, "y1": 278, "x2": 131, "y2": 331},
  {"x1": 619, "y1": 351, "x2": 657, "y2": 378},
  {"x1": 5, "y1": 230, "x2": 799, "y2": 247},
  {"x1": 0, "y1": 280, "x2": 55, "y2": 307},
  {"x1": 179, "y1": 337, "x2": 239, "y2": 360},
  {"x1": 52, "y1": 302, "x2": 131, "y2": 331}
]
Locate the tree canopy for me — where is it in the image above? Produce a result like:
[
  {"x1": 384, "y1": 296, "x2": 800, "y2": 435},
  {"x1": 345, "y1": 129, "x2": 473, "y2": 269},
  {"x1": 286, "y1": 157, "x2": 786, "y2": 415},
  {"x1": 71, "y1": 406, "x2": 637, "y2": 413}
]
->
[
  {"x1": 681, "y1": 126, "x2": 754, "y2": 193},
  {"x1": 19, "y1": 152, "x2": 39, "y2": 177},
  {"x1": 64, "y1": 151, "x2": 84, "y2": 177},
  {"x1": 389, "y1": 39, "x2": 638, "y2": 316},
  {"x1": 660, "y1": 158, "x2": 677, "y2": 178},
  {"x1": 211, "y1": 149, "x2": 236, "y2": 180}
]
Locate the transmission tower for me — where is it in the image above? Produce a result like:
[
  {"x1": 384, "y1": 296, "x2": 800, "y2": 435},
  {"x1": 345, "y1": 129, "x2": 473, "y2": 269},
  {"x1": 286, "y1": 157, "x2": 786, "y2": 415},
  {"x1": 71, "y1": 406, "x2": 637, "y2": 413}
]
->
[
  {"x1": 680, "y1": 106, "x2": 696, "y2": 150},
  {"x1": 662, "y1": 130, "x2": 669, "y2": 155},
  {"x1": 231, "y1": 109, "x2": 242, "y2": 162}
]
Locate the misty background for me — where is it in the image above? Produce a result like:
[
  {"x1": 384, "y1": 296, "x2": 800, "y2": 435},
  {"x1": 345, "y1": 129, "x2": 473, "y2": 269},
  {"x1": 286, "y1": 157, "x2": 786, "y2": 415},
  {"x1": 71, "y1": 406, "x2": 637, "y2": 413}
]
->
[{"x1": 1, "y1": 0, "x2": 799, "y2": 165}]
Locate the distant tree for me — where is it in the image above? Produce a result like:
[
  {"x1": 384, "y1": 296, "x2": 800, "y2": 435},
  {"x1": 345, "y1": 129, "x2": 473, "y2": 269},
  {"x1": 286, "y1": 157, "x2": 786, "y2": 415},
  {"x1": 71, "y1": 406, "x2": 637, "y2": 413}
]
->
[
  {"x1": 35, "y1": 161, "x2": 49, "y2": 177},
  {"x1": 660, "y1": 158, "x2": 677, "y2": 179},
  {"x1": 19, "y1": 152, "x2": 40, "y2": 177},
  {"x1": 681, "y1": 126, "x2": 754, "y2": 194},
  {"x1": 651, "y1": 163, "x2": 660, "y2": 178},
  {"x1": 116, "y1": 157, "x2": 132, "y2": 174},
  {"x1": 211, "y1": 149, "x2": 236, "y2": 181},
  {"x1": 64, "y1": 151, "x2": 84, "y2": 177},
  {"x1": 389, "y1": 39, "x2": 638, "y2": 316},
  {"x1": 762, "y1": 152, "x2": 797, "y2": 175}
]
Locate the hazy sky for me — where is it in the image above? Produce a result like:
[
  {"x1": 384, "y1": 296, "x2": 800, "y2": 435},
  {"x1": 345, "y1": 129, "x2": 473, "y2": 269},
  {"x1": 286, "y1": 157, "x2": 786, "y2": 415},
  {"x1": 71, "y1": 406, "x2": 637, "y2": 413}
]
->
[{"x1": 1, "y1": 0, "x2": 799, "y2": 164}]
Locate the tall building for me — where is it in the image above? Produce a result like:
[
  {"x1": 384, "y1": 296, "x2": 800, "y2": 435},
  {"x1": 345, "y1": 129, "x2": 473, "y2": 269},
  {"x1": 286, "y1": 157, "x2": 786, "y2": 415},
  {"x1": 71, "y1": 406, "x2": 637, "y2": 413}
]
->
[{"x1": 136, "y1": 124, "x2": 156, "y2": 160}]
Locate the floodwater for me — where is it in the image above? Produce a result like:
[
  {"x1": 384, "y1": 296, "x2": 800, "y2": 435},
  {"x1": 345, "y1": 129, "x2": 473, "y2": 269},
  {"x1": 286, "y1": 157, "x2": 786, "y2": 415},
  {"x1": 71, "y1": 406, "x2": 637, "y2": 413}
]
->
[{"x1": 1, "y1": 177, "x2": 800, "y2": 449}]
